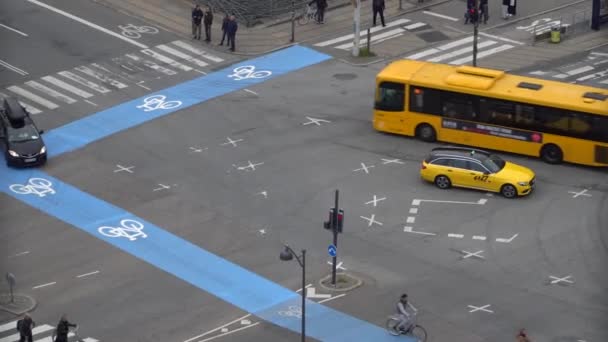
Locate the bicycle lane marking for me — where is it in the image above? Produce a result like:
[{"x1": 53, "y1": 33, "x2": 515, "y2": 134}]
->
[
  {"x1": 0, "y1": 169, "x2": 414, "y2": 342},
  {"x1": 43, "y1": 45, "x2": 330, "y2": 158}
]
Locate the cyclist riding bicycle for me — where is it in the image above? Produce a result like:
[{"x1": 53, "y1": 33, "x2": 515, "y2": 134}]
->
[{"x1": 396, "y1": 293, "x2": 418, "y2": 333}]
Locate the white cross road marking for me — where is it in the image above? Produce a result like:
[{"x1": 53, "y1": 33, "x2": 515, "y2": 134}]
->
[
  {"x1": 495, "y1": 233, "x2": 518, "y2": 243},
  {"x1": 153, "y1": 184, "x2": 171, "y2": 191},
  {"x1": 189, "y1": 146, "x2": 208, "y2": 153},
  {"x1": 113, "y1": 164, "x2": 135, "y2": 173},
  {"x1": 256, "y1": 191, "x2": 268, "y2": 198},
  {"x1": 360, "y1": 214, "x2": 383, "y2": 227},
  {"x1": 327, "y1": 261, "x2": 347, "y2": 270},
  {"x1": 365, "y1": 195, "x2": 386, "y2": 207},
  {"x1": 302, "y1": 116, "x2": 331, "y2": 126},
  {"x1": 403, "y1": 226, "x2": 437, "y2": 236},
  {"x1": 221, "y1": 137, "x2": 243, "y2": 147},
  {"x1": 381, "y1": 158, "x2": 404, "y2": 165},
  {"x1": 568, "y1": 189, "x2": 592, "y2": 198},
  {"x1": 234, "y1": 161, "x2": 264, "y2": 171},
  {"x1": 461, "y1": 250, "x2": 485, "y2": 259},
  {"x1": 353, "y1": 163, "x2": 375, "y2": 174},
  {"x1": 468, "y1": 304, "x2": 493, "y2": 313},
  {"x1": 549, "y1": 275, "x2": 574, "y2": 285}
]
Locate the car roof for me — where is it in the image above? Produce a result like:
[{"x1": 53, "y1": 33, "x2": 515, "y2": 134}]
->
[
  {"x1": 428, "y1": 147, "x2": 493, "y2": 162},
  {"x1": 2, "y1": 97, "x2": 28, "y2": 123}
]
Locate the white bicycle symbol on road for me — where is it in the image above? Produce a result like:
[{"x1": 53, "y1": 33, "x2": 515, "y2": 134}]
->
[
  {"x1": 9, "y1": 178, "x2": 56, "y2": 197},
  {"x1": 118, "y1": 24, "x2": 159, "y2": 39},
  {"x1": 228, "y1": 65, "x2": 272, "y2": 81},
  {"x1": 98, "y1": 219, "x2": 148, "y2": 241},
  {"x1": 136, "y1": 95, "x2": 182, "y2": 112},
  {"x1": 278, "y1": 305, "x2": 301, "y2": 319}
]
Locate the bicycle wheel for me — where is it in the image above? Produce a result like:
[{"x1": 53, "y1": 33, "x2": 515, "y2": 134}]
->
[
  {"x1": 411, "y1": 325, "x2": 428, "y2": 342},
  {"x1": 297, "y1": 12, "x2": 309, "y2": 25},
  {"x1": 385, "y1": 317, "x2": 401, "y2": 336}
]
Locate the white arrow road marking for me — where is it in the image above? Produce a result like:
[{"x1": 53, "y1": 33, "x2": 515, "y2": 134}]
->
[
  {"x1": 404, "y1": 226, "x2": 436, "y2": 236},
  {"x1": 306, "y1": 287, "x2": 332, "y2": 299},
  {"x1": 327, "y1": 261, "x2": 347, "y2": 270},
  {"x1": 496, "y1": 233, "x2": 518, "y2": 243}
]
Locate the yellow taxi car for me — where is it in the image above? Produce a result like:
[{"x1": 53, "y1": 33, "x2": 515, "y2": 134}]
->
[{"x1": 420, "y1": 147, "x2": 535, "y2": 198}]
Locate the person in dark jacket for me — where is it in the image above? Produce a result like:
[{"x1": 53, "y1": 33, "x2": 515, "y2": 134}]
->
[
  {"x1": 480, "y1": 0, "x2": 489, "y2": 24},
  {"x1": 308, "y1": 0, "x2": 327, "y2": 24},
  {"x1": 225, "y1": 15, "x2": 238, "y2": 52},
  {"x1": 219, "y1": 14, "x2": 229, "y2": 46},
  {"x1": 464, "y1": 0, "x2": 478, "y2": 25},
  {"x1": 507, "y1": 0, "x2": 517, "y2": 17},
  {"x1": 203, "y1": 7, "x2": 213, "y2": 42},
  {"x1": 372, "y1": 0, "x2": 386, "y2": 27},
  {"x1": 17, "y1": 314, "x2": 35, "y2": 342},
  {"x1": 191, "y1": 4, "x2": 203, "y2": 39},
  {"x1": 54, "y1": 314, "x2": 76, "y2": 342},
  {"x1": 501, "y1": 0, "x2": 510, "y2": 19}
]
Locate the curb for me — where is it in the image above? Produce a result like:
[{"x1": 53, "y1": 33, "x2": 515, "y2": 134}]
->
[
  {"x1": 319, "y1": 272, "x2": 363, "y2": 292},
  {"x1": 0, "y1": 294, "x2": 37, "y2": 316},
  {"x1": 338, "y1": 56, "x2": 387, "y2": 66}
]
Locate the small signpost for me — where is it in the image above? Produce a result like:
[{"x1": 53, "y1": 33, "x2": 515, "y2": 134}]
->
[
  {"x1": 323, "y1": 190, "x2": 345, "y2": 285},
  {"x1": 6, "y1": 272, "x2": 16, "y2": 303},
  {"x1": 328, "y1": 244, "x2": 337, "y2": 257}
]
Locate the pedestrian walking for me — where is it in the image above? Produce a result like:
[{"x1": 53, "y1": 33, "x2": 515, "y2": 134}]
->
[
  {"x1": 191, "y1": 4, "x2": 203, "y2": 39},
  {"x1": 226, "y1": 15, "x2": 238, "y2": 52},
  {"x1": 501, "y1": 0, "x2": 510, "y2": 19},
  {"x1": 53, "y1": 314, "x2": 77, "y2": 342},
  {"x1": 17, "y1": 314, "x2": 35, "y2": 342},
  {"x1": 507, "y1": 0, "x2": 517, "y2": 17},
  {"x1": 372, "y1": 0, "x2": 386, "y2": 27},
  {"x1": 219, "y1": 14, "x2": 229, "y2": 46},
  {"x1": 480, "y1": 0, "x2": 489, "y2": 24},
  {"x1": 516, "y1": 329, "x2": 531, "y2": 342},
  {"x1": 203, "y1": 7, "x2": 213, "y2": 42},
  {"x1": 308, "y1": 0, "x2": 327, "y2": 24},
  {"x1": 464, "y1": 0, "x2": 478, "y2": 25}
]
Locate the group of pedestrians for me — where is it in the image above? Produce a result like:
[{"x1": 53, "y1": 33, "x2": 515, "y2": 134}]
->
[
  {"x1": 16, "y1": 314, "x2": 76, "y2": 342},
  {"x1": 191, "y1": 5, "x2": 238, "y2": 52},
  {"x1": 464, "y1": 0, "x2": 517, "y2": 25}
]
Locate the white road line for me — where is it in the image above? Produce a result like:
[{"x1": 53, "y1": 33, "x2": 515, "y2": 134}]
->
[
  {"x1": 243, "y1": 88, "x2": 258, "y2": 96},
  {"x1": 472, "y1": 235, "x2": 487, "y2": 241},
  {"x1": 198, "y1": 322, "x2": 261, "y2": 342},
  {"x1": 601, "y1": 78, "x2": 608, "y2": 84},
  {"x1": 171, "y1": 40, "x2": 224, "y2": 63},
  {"x1": 422, "y1": 11, "x2": 459, "y2": 21},
  {"x1": 478, "y1": 32, "x2": 525, "y2": 45},
  {"x1": 0, "y1": 59, "x2": 28, "y2": 75},
  {"x1": 412, "y1": 198, "x2": 486, "y2": 205},
  {"x1": 403, "y1": 226, "x2": 437, "y2": 235},
  {"x1": 406, "y1": 216, "x2": 415, "y2": 223},
  {"x1": 318, "y1": 293, "x2": 347, "y2": 304},
  {"x1": 41, "y1": 75, "x2": 93, "y2": 98},
  {"x1": 82, "y1": 338, "x2": 100, "y2": 342},
  {"x1": 141, "y1": 49, "x2": 192, "y2": 72},
  {"x1": 369, "y1": 32, "x2": 404, "y2": 45},
  {"x1": 407, "y1": 37, "x2": 475, "y2": 60},
  {"x1": 0, "y1": 23, "x2": 28, "y2": 36},
  {"x1": 448, "y1": 233, "x2": 464, "y2": 238},
  {"x1": 314, "y1": 18, "x2": 410, "y2": 47},
  {"x1": 404, "y1": 22, "x2": 427, "y2": 30},
  {"x1": 592, "y1": 52, "x2": 608, "y2": 57},
  {"x1": 77, "y1": 270, "x2": 100, "y2": 278},
  {"x1": 184, "y1": 314, "x2": 252, "y2": 342},
  {"x1": 7, "y1": 86, "x2": 58, "y2": 109},
  {"x1": 406, "y1": 48, "x2": 440, "y2": 60},
  {"x1": 125, "y1": 53, "x2": 177, "y2": 76},
  {"x1": 75, "y1": 66, "x2": 128, "y2": 89},
  {"x1": 84, "y1": 99, "x2": 97, "y2": 106},
  {"x1": 0, "y1": 320, "x2": 17, "y2": 333},
  {"x1": 566, "y1": 66, "x2": 594, "y2": 76},
  {"x1": 576, "y1": 68, "x2": 608, "y2": 81},
  {"x1": 449, "y1": 44, "x2": 514, "y2": 65},
  {"x1": 409, "y1": 208, "x2": 418, "y2": 214},
  {"x1": 36, "y1": 332, "x2": 76, "y2": 342},
  {"x1": 0, "y1": 324, "x2": 55, "y2": 342},
  {"x1": 32, "y1": 281, "x2": 56, "y2": 289},
  {"x1": 27, "y1": 0, "x2": 148, "y2": 49},
  {"x1": 335, "y1": 28, "x2": 405, "y2": 49},
  {"x1": 58, "y1": 71, "x2": 110, "y2": 93},
  {"x1": 25, "y1": 81, "x2": 77, "y2": 104},
  {"x1": 428, "y1": 40, "x2": 497, "y2": 62},
  {"x1": 8, "y1": 250, "x2": 30, "y2": 258},
  {"x1": 156, "y1": 44, "x2": 209, "y2": 68}
]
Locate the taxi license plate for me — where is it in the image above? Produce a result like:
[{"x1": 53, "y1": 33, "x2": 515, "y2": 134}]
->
[{"x1": 24, "y1": 158, "x2": 36, "y2": 162}]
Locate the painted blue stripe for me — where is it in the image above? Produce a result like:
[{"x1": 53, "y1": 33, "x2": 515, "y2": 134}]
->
[
  {"x1": 1, "y1": 45, "x2": 413, "y2": 341},
  {"x1": 44, "y1": 45, "x2": 331, "y2": 158}
]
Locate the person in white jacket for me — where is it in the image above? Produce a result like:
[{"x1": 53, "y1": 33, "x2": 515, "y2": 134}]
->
[{"x1": 396, "y1": 293, "x2": 418, "y2": 333}]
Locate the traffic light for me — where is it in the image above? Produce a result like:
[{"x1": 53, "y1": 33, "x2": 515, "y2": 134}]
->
[{"x1": 323, "y1": 208, "x2": 344, "y2": 233}]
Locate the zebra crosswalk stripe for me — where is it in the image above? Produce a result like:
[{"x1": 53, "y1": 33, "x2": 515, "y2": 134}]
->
[
  {"x1": 124, "y1": 53, "x2": 177, "y2": 76},
  {"x1": 140, "y1": 49, "x2": 192, "y2": 72},
  {"x1": 0, "y1": 91, "x2": 42, "y2": 114},
  {"x1": 41, "y1": 75, "x2": 94, "y2": 98},
  {"x1": 314, "y1": 18, "x2": 410, "y2": 47},
  {"x1": 0, "y1": 324, "x2": 54, "y2": 342},
  {"x1": 448, "y1": 44, "x2": 514, "y2": 65},
  {"x1": 334, "y1": 28, "x2": 405, "y2": 50},
  {"x1": 427, "y1": 40, "x2": 497, "y2": 63},
  {"x1": 74, "y1": 66, "x2": 128, "y2": 89},
  {"x1": 58, "y1": 71, "x2": 110, "y2": 94},
  {"x1": 7, "y1": 85, "x2": 58, "y2": 109},
  {"x1": 25, "y1": 80, "x2": 77, "y2": 104},
  {"x1": 171, "y1": 40, "x2": 224, "y2": 63},
  {"x1": 155, "y1": 44, "x2": 209, "y2": 68}
]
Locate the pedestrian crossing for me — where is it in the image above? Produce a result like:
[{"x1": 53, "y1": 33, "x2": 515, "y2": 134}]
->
[
  {"x1": 1, "y1": 40, "x2": 226, "y2": 116},
  {"x1": 527, "y1": 51, "x2": 608, "y2": 86},
  {"x1": 0, "y1": 319, "x2": 99, "y2": 342},
  {"x1": 313, "y1": 18, "x2": 428, "y2": 50},
  {"x1": 405, "y1": 34, "x2": 522, "y2": 66}
]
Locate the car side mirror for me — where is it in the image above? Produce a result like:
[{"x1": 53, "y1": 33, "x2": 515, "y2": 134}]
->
[{"x1": 39, "y1": 129, "x2": 44, "y2": 134}]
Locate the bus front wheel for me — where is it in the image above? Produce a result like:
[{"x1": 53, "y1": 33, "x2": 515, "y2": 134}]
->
[
  {"x1": 416, "y1": 124, "x2": 436, "y2": 142},
  {"x1": 540, "y1": 144, "x2": 563, "y2": 164}
]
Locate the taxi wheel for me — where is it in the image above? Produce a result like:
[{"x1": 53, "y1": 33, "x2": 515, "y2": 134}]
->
[
  {"x1": 500, "y1": 184, "x2": 518, "y2": 198},
  {"x1": 540, "y1": 144, "x2": 563, "y2": 164},
  {"x1": 434, "y1": 175, "x2": 451, "y2": 189},
  {"x1": 416, "y1": 124, "x2": 436, "y2": 142}
]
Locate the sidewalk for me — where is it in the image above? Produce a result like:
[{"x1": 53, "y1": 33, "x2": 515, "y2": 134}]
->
[{"x1": 96, "y1": 0, "x2": 441, "y2": 55}]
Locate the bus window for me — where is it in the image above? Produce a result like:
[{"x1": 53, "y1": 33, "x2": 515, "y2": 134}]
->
[
  {"x1": 441, "y1": 92, "x2": 476, "y2": 120},
  {"x1": 480, "y1": 98, "x2": 515, "y2": 126},
  {"x1": 375, "y1": 82, "x2": 405, "y2": 111},
  {"x1": 588, "y1": 116, "x2": 608, "y2": 142},
  {"x1": 409, "y1": 86, "x2": 442, "y2": 115}
]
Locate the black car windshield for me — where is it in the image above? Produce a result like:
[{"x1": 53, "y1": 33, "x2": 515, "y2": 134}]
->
[
  {"x1": 8, "y1": 125, "x2": 40, "y2": 143},
  {"x1": 481, "y1": 155, "x2": 506, "y2": 173}
]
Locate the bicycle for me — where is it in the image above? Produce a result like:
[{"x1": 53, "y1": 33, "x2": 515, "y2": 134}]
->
[
  {"x1": 51, "y1": 324, "x2": 83, "y2": 342},
  {"x1": 297, "y1": 5, "x2": 318, "y2": 25},
  {"x1": 118, "y1": 24, "x2": 159, "y2": 39},
  {"x1": 386, "y1": 315, "x2": 427, "y2": 341}
]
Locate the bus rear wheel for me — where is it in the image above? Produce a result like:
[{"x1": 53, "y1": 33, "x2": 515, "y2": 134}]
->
[
  {"x1": 540, "y1": 144, "x2": 563, "y2": 164},
  {"x1": 416, "y1": 124, "x2": 436, "y2": 142}
]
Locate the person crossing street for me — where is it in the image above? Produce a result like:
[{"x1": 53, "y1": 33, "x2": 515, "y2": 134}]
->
[{"x1": 17, "y1": 314, "x2": 35, "y2": 342}]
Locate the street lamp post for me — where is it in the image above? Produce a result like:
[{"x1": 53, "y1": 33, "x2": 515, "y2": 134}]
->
[
  {"x1": 472, "y1": 0, "x2": 480, "y2": 66},
  {"x1": 280, "y1": 245, "x2": 306, "y2": 342}
]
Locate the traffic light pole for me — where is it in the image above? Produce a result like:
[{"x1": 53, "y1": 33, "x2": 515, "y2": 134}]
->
[
  {"x1": 331, "y1": 189, "x2": 339, "y2": 285},
  {"x1": 472, "y1": 0, "x2": 479, "y2": 66}
]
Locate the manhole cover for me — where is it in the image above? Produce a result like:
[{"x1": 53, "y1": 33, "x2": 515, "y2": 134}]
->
[
  {"x1": 333, "y1": 73, "x2": 357, "y2": 80},
  {"x1": 417, "y1": 30, "x2": 450, "y2": 43}
]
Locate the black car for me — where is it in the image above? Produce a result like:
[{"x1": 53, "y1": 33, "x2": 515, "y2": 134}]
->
[{"x1": 0, "y1": 97, "x2": 47, "y2": 167}]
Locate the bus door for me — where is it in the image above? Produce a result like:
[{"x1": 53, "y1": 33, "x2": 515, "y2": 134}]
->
[{"x1": 374, "y1": 81, "x2": 407, "y2": 133}]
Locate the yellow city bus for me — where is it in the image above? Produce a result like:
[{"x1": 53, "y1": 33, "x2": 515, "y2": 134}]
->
[{"x1": 373, "y1": 60, "x2": 608, "y2": 166}]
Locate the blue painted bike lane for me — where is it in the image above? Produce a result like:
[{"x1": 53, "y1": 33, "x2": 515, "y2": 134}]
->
[{"x1": 0, "y1": 45, "x2": 411, "y2": 341}]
